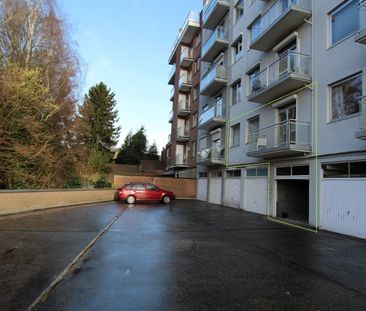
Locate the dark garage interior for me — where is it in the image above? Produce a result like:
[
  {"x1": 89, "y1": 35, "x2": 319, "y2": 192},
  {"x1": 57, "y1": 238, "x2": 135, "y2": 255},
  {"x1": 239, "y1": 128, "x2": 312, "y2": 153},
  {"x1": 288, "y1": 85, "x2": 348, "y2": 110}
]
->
[{"x1": 276, "y1": 180, "x2": 309, "y2": 223}]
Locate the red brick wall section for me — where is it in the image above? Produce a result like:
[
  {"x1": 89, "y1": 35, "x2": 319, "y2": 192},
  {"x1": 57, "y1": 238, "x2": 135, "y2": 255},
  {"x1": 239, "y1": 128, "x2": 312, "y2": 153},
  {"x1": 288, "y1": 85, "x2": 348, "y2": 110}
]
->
[{"x1": 113, "y1": 175, "x2": 196, "y2": 198}]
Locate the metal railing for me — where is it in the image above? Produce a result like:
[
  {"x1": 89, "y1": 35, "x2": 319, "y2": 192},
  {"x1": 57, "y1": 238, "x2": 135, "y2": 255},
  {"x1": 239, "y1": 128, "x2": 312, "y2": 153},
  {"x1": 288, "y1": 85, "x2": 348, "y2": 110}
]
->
[
  {"x1": 201, "y1": 65, "x2": 228, "y2": 92},
  {"x1": 169, "y1": 110, "x2": 173, "y2": 122},
  {"x1": 202, "y1": 26, "x2": 229, "y2": 57},
  {"x1": 360, "y1": 0, "x2": 366, "y2": 30},
  {"x1": 169, "y1": 11, "x2": 200, "y2": 61},
  {"x1": 247, "y1": 119, "x2": 311, "y2": 153},
  {"x1": 251, "y1": 0, "x2": 312, "y2": 43},
  {"x1": 199, "y1": 101, "x2": 224, "y2": 126},
  {"x1": 179, "y1": 74, "x2": 192, "y2": 87},
  {"x1": 197, "y1": 145, "x2": 225, "y2": 163},
  {"x1": 360, "y1": 96, "x2": 366, "y2": 130},
  {"x1": 169, "y1": 64, "x2": 176, "y2": 80},
  {"x1": 174, "y1": 154, "x2": 188, "y2": 165},
  {"x1": 180, "y1": 48, "x2": 193, "y2": 63},
  {"x1": 178, "y1": 99, "x2": 191, "y2": 111},
  {"x1": 170, "y1": 87, "x2": 175, "y2": 99},
  {"x1": 249, "y1": 52, "x2": 310, "y2": 96},
  {"x1": 203, "y1": 0, "x2": 230, "y2": 24},
  {"x1": 176, "y1": 126, "x2": 189, "y2": 139}
]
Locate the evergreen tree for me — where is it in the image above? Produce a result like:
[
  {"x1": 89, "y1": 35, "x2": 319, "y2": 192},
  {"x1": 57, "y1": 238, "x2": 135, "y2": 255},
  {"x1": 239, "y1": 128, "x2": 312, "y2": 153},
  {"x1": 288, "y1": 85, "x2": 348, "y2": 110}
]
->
[
  {"x1": 145, "y1": 142, "x2": 159, "y2": 161},
  {"x1": 116, "y1": 127, "x2": 147, "y2": 164}
]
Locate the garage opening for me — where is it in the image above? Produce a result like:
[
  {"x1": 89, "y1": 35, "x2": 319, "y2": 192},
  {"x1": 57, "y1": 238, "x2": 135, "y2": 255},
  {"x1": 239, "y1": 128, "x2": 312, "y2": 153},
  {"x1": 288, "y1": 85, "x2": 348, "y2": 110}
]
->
[{"x1": 277, "y1": 180, "x2": 309, "y2": 223}]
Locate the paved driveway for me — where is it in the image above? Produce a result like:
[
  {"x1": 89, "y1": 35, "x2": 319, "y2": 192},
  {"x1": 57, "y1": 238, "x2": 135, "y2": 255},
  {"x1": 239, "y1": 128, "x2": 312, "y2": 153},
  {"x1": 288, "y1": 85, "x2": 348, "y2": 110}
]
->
[{"x1": 0, "y1": 200, "x2": 366, "y2": 310}]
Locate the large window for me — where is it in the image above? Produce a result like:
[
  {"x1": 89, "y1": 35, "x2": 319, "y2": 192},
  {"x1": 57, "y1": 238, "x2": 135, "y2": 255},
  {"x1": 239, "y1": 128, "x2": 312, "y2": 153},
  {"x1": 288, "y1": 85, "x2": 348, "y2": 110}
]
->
[
  {"x1": 232, "y1": 80, "x2": 242, "y2": 105},
  {"x1": 331, "y1": 73, "x2": 362, "y2": 121},
  {"x1": 330, "y1": 0, "x2": 359, "y2": 45},
  {"x1": 247, "y1": 116, "x2": 259, "y2": 143},
  {"x1": 231, "y1": 123, "x2": 240, "y2": 147},
  {"x1": 233, "y1": 37, "x2": 243, "y2": 63},
  {"x1": 235, "y1": 0, "x2": 244, "y2": 22}
]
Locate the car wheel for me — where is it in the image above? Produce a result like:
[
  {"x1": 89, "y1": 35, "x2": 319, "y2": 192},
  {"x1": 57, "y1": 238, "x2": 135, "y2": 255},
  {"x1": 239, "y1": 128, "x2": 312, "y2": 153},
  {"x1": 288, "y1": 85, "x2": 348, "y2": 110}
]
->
[
  {"x1": 162, "y1": 196, "x2": 171, "y2": 204},
  {"x1": 126, "y1": 195, "x2": 136, "y2": 204}
]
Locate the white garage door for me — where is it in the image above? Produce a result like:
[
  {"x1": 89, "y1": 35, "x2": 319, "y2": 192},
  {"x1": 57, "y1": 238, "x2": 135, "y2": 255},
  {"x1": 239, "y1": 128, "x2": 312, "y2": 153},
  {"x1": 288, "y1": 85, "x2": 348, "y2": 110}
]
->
[
  {"x1": 244, "y1": 178, "x2": 268, "y2": 215},
  {"x1": 197, "y1": 178, "x2": 208, "y2": 201},
  {"x1": 224, "y1": 179, "x2": 241, "y2": 208},
  {"x1": 322, "y1": 179, "x2": 366, "y2": 239},
  {"x1": 208, "y1": 178, "x2": 222, "y2": 205}
]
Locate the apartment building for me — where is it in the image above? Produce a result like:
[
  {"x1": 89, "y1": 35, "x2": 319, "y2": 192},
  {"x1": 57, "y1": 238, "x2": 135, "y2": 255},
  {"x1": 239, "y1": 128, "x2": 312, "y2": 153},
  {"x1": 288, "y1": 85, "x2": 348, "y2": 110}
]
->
[
  {"x1": 195, "y1": 0, "x2": 366, "y2": 239},
  {"x1": 164, "y1": 11, "x2": 202, "y2": 178}
]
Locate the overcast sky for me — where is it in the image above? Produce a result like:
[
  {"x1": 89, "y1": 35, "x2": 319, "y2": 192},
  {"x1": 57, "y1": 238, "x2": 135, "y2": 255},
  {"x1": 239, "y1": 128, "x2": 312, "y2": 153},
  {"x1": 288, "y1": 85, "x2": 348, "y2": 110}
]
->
[{"x1": 59, "y1": 0, "x2": 201, "y2": 152}]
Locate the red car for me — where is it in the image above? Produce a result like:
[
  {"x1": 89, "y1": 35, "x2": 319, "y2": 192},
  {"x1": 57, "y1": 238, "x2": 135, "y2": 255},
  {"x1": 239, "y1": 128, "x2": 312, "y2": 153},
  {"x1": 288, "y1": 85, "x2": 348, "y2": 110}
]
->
[{"x1": 118, "y1": 182, "x2": 175, "y2": 204}]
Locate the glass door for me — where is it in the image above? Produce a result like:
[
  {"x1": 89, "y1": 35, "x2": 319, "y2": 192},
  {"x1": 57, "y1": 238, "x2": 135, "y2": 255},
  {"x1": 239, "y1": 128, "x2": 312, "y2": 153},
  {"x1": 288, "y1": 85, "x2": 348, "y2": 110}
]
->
[{"x1": 278, "y1": 104, "x2": 296, "y2": 146}]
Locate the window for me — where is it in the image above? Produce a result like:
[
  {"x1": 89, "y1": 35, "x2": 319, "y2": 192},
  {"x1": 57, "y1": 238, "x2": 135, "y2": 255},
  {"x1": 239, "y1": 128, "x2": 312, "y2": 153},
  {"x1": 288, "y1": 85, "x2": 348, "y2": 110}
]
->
[
  {"x1": 248, "y1": 66, "x2": 261, "y2": 94},
  {"x1": 199, "y1": 172, "x2": 208, "y2": 178},
  {"x1": 193, "y1": 86, "x2": 199, "y2": 100},
  {"x1": 235, "y1": 0, "x2": 244, "y2": 22},
  {"x1": 330, "y1": 0, "x2": 359, "y2": 45},
  {"x1": 323, "y1": 162, "x2": 366, "y2": 178},
  {"x1": 146, "y1": 184, "x2": 159, "y2": 191},
  {"x1": 211, "y1": 171, "x2": 222, "y2": 178},
  {"x1": 233, "y1": 38, "x2": 243, "y2": 63},
  {"x1": 192, "y1": 112, "x2": 198, "y2": 128},
  {"x1": 132, "y1": 184, "x2": 146, "y2": 191},
  {"x1": 331, "y1": 73, "x2": 362, "y2": 121},
  {"x1": 276, "y1": 165, "x2": 310, "y2": 176},
  {"x1": 247, "y1": 167, "x2": 268, "y2": 177},
  {"x1": 232, "y1": 80, "x2": 242, "y2": 105},
  {"x1": 226, "y1": 170, "x2": 241, "y2": 177},
  {"x1": 247, "y1": 116, "x2": 259, "y2": 143},
  {"x1": 199, "y1": 136, "x2": 207, "y2": 149},
  {"x1": 231, "y1": 123, "x2": 240, "y2": 147},
  {"x1": 191, "y1": 141, "x2": 196, "y2": 157}
]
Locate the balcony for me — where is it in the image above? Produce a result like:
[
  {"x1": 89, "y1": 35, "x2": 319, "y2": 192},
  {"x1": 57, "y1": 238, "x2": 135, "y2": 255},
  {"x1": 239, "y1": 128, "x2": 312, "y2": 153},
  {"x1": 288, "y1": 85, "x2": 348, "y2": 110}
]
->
[
  {"x1": 247, "y1": 120, "x2": 311, "y2": 158},
  {"x1": 200, "y1": 65, "x2": 228, "y2": 96},
  {"x1": 169, "y1": 110, "x2": 173, "y2": 123},
  {"x1": 167, "y1": 134, "x2": 171, "y2": 145},
  {"x1": 201, "y1": 26, "x2": 229, "y2": 63},
  {"x1": 356, "y1": 97, "x2": 366, "y2": 140},
  {"x1": 177, "y1": 99, "x2": 191, "y2": 117},
  {"x1": 170, "y1": 87, "x2": 175, "y2": 101},
  {"x1": 180, "y1": 48, "x2": 194, "y2": 68},
  {"x1": 168, "y1": 65, "x2": 176, "y2": 85},
  {"x1": 355, "y1": 1, "x2": 366, "y2": 45},
  {"x1": 248, "y1": 52, "x2": 311, "y2": 104},
  {"x1": 199, "y1": 101, "x2": 225, "y2": 131},
  {"x1": 178, "y1": 75, "x2": 192, "y2": 92},
  {"x1": 171, "y1": 154, "x2": 188, "y2": 167},
  {"x1": 176, "y1": 126, "x2": 189, "y2": 142},
  {"x1": 250, "y1": 0, "x2": 312, "y2": 51},
  {"x1": 197, "y1": 145, "x2": 225, "y2": 166},
  {"x1": 169, "y1": 11, "x2": 200, "y2": 65},
  {"x1": 203, "y1": 0, "x2": 230, "y2": 29}
]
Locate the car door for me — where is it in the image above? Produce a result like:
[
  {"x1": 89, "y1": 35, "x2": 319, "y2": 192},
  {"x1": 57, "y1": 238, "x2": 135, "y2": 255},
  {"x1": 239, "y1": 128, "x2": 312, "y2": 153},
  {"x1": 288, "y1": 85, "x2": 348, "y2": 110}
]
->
[
  {"x1": 133, "y1": 183, "x2": 147, "y2": 200},
  {"x1": 146, "y1": 184, "x2": 161, "y2": 201}
]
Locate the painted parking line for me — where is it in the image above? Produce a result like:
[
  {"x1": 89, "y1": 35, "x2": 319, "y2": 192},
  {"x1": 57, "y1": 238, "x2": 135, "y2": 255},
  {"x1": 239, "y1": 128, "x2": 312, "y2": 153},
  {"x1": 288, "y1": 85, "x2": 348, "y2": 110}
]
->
[{"x1": 27, "y1": 207, "x2": 127, "y2": 311}]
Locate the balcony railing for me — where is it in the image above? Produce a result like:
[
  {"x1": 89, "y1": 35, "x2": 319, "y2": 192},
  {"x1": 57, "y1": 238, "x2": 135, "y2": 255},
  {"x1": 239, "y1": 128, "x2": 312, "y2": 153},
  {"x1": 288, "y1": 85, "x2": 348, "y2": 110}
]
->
[
  {"x1": 356, "y1": 97, "x2": 366, "y2": 140},
  {"x1": 355, "y1": 1, "x2": 366, "y2": 44},
  {"x1": 177, "y1": 99, "x2": 191, "y2": 114},
  {"x1": 197, "y1": 145, "x2": 225, "y2": 164},
  {"x1": 203, "y1": 0, "x2": 230, "y2": 26},
  {"x1": 180, "y1": 48, "x2": 193, "y2": 63},
  {"x1": 168, "y1": 64, "x2": 176, "y2": 85},
  {"x1": 174, "y1": 154, "x2": 188, "y2": 166},
  {"x1": 176, "y1": 126, "x2": 189, "y2": 139},
  {"x1": 200, "y1": 65, "x2": 228, "y2": 94},
  {"x1": 169, "y1": 11, "x2": 200, "y2": 63},
  {"x1": 202, "y1": 26, "x2": 229, "y2": 59},
  {"x1": 251, "y1": 0, "x2": 312, "y2": 44},
  {"x1": 247, "y1": 120, "x2": 311, "y2": 157},
  {"x1": 199, "y1": 101, "x2": 224, "y2": 126},
  {"x1": 249, "y1": 52, "x2": 311, "y2": 97},
  {"x1": 168, "y1": 134, "x2": 171, "y2": 144},
  {"x1": 170, "y1": 87, "x2": 175, "y2": 101},
  {"x1": 169, "y1": 110, "x2": 173, "y2": 123}
]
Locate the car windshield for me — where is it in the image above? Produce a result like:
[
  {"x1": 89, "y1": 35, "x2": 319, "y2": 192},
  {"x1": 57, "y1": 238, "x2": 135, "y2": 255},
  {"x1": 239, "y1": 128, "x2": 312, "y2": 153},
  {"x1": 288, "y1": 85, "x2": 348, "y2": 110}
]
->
[{"x1": 146, "y1": 184, "x2": 159, "y2": 191}]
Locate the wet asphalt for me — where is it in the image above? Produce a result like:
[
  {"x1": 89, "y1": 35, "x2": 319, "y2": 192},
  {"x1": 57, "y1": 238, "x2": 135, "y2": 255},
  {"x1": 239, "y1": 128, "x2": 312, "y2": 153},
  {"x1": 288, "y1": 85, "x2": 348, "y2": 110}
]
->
[{"x1": 0, "y1": 200, "x2": 366, "y2": 311}]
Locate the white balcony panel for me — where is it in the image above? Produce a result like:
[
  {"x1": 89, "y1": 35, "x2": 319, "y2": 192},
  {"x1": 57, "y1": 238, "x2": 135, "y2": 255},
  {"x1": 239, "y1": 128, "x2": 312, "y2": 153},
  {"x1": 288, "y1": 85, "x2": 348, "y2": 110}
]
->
[
  {"x1": 201, "y1": 27, "x2": 229, "y2": 63},
  {"x1": 203, "y1": 0, "x2": 230, "y2": 29}
]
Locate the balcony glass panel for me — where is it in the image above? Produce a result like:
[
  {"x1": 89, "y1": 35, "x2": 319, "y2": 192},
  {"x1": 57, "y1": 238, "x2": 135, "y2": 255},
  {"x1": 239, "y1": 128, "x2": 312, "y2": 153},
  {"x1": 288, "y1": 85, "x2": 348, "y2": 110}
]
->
[
  {"x1": 251, "y1": 0, "x2": 312, "y2": 43},
  {"x1": 247, "y1": 120, "x2": 311, "y2": 153},
  {"x1": 360, "y1": 97, "x2": 366, "y2": 130},
  {"x1": 176, "y1": 126, "x2": 189, "y2": 138},
  {"x1": 199, "y1": 101, "x2": 224, "y2": 125},
  {"x1": 179, "y1": 75, "x2": 192, "y2": 86},
  {"x1": 198, "y1": 145, "x2": 225, "y2": 163},
  {"x1": 180, "y1": 48, "x2": 192, "y2": 62},
  {"x1": 201, "y1": 65, "x2": 228, "y2": 92},
  {"x1": 175, "y1": 154, "x2": 188, "y2": 165},
  {"x1": 202, "y1": 26, "x2": 229, "y2": 57},
  {"x1": 203, "y1": 0, "x2": 230, "y2": 23},
  {"x1": 178, "y1": 99, "x2": 191, "y2": 111},
  {"x1": 249, "y1": 52, "x2": 310, "y2": 96},
  {"x1": 360, "y1": 1, "x2": 366, "y2": 30}
]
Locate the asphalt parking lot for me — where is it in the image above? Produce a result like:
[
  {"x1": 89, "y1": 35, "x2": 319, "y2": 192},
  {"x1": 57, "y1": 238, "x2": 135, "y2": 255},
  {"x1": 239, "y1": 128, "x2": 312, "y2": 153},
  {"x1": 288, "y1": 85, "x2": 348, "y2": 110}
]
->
[{"x1": 0, "y1": 200, "x2": 366, "y2": 311}]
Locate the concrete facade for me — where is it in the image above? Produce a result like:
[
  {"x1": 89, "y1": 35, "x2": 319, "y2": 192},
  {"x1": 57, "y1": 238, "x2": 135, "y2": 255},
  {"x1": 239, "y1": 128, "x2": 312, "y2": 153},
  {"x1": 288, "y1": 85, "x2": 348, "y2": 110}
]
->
[{"x1": 192, "y1": 0, "x2": 366, "y2": 239}]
